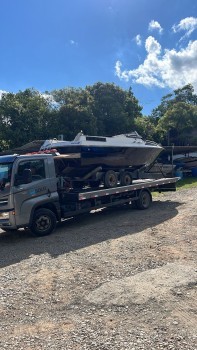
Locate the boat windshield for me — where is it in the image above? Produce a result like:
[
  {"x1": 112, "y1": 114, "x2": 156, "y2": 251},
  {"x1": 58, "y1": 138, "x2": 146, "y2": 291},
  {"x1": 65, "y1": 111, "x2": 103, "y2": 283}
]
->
[{"x1": 0, "y1": 162, "x2": 13, "y2": 191}]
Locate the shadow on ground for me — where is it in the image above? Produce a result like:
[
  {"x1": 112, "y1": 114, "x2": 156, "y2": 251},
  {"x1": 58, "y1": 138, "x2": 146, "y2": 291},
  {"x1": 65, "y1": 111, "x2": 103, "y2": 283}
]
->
[{"x1": 0, "y1": 199, "x2": 183, "y2": 268}]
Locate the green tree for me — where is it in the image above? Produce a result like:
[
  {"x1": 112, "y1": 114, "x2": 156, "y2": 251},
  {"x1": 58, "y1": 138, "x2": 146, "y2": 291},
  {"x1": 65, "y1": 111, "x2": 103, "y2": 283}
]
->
[
  {"x1": 86, "y1": 83, "x2": 142, "y2": 135},
  {"x1": 151, "y1": 84, "x2": 197, "y2": 145},
  {"x1": 157, "y1": 102, "x2": 197, "y2": 145},
  {"x1": 51, "y1": 88, "x2": 97, "y2": 139},
  {"x1": 56, "y1": 105, "x2": 97, "y2": 140},
  {"x1": 0, "y1": 89, "x2": 52, "y2": 148},
  {"x1": 151, "y1": 84, "x2": 197, "y2": 120},
  {"x1": 134, "y1": 116, "x2": 157, "y2": 141}
]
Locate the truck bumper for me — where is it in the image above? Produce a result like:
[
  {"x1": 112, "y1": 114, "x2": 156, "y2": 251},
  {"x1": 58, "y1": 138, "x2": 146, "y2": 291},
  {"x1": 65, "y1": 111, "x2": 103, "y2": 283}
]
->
[{"x1": 0, "y1": 212, "x2": 17, "y2": 229}]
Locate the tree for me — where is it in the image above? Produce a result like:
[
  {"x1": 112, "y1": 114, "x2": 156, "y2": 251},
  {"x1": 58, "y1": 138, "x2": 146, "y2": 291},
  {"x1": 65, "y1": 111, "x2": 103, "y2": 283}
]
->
[
  {"x1": 51, "y1": 88, "x2": 97, "y2": 139},
  {"x1": 151, "y1": 84, "x2": 197, "y2": 120},
  {"x1": 51, "y1": 83, "x2": 143, "y2": 138},
  {"x1": 86, "y1": 83, "x2": 142, "y2": 135},
  {"x1": 134, "y1": 116, "x2": 157, "y2": 141},
  {"x1": 56, "y1": 104, "x2": 97, "y2": 140},
  {"x1": 151, "y1": 84, "x2": 197, "y2": 145},
  {"x1": 0, "y1": 89, "x2": 52, "y2": 148},
  {"x1": 157, "y1": 102, "x2": 197, "y2": 145}
]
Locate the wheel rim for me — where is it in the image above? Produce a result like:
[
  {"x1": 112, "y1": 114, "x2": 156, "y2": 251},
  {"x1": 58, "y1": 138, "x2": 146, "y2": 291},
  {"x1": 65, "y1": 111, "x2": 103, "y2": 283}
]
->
[
  {"x1": 109, "y1": 174, "x2": 117, "y2": 186},
  {"x1": 104, "y1": 171, "x2": 118, "y2": 187},
  {"x1": 35, "y1": 215, "x2": 51, "y2": 232},
  {"x1": 124, "y1": 174, "x2": 131, "y2": 185},
  {"x1": 120, "y1": 172, "x2": 132, "y2": 186}
]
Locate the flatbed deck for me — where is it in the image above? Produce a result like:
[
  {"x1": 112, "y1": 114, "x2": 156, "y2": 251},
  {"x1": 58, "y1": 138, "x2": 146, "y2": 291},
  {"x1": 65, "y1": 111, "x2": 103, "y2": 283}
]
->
[
  {"x1": 59, "y1": 177, "x2": 179, "y2": 219},
  {"x1": 77, "y1": 177, "x2": 178, "y2": 200}
]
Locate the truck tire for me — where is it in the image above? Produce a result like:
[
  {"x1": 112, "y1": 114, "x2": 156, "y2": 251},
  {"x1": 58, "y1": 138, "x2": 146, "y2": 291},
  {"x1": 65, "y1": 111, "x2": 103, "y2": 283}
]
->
[
  {"x1": 30, "y1": 208, "x2": 57, "y2": 237},
  {"x1": 104, "y1": 170, "x2": 118, "y2": 188},
  {"x1": 136, "y1": 190, "x2": 152, "y2": 210},
  {"x1": 120, "y1": 171, "x2": 132, "y2": 186}
]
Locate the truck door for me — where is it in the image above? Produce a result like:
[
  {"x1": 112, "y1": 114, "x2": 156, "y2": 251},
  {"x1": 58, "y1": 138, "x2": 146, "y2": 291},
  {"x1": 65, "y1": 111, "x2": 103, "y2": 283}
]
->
[{"x1": 13, "y1": 158, "x2": 55, "y2": 226}]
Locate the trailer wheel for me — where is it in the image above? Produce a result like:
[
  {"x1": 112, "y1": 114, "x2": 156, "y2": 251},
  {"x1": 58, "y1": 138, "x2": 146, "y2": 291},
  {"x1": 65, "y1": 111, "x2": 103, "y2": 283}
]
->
[
  {"x1": 120, "y1": 171, "x2": 132, "y2": 186},
  {"x1": 30, "y1": 208, "x2": 57, "y2": 237},
  {"x1": 136, "y1": 190, "x2": 152, "y2": 210},
  {"x1": 104, "y1": 170, "x2": 118, "y2": 188}
]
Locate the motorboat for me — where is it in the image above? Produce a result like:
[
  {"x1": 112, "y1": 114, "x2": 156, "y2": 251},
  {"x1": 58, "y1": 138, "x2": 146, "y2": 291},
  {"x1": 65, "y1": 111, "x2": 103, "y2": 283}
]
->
[
  {"x1": 174, "y1": 156, "x2": 197, "y2": 169},
  {"x1": 40, "y1": 132, "x2": 163, "y2": 180}
]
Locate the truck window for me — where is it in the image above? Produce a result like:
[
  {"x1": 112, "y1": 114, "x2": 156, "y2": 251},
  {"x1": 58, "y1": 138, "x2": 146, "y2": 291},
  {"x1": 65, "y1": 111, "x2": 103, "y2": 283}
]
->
[
  {"x1": 0, "y1": 163, "x2": 12, "y2": 190},
  {"x1": 17, "y1": 160, "x2": 46, "y2": 183}
]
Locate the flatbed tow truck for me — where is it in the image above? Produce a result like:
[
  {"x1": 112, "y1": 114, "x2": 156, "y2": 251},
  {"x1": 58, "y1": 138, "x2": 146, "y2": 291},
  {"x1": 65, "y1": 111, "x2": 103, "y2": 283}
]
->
[{"x1": 0, "y1": 153, "x2": 178, "y2": 237}]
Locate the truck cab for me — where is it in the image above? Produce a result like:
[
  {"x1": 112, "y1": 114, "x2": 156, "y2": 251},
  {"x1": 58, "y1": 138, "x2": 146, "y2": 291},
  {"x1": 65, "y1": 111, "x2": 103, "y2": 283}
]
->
[{"x1": 0, "y1": 154, "x2": 60, "y2": 234}]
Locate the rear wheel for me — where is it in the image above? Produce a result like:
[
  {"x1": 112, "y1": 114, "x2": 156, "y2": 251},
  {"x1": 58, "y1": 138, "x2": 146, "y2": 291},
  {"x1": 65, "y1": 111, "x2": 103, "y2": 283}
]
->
[
  {"x1": 104, "y1": 170, "x2": 118, "y2": 188},
  {"x1": 30, "y1": 208, "x2": 57, "y2": 236},
  {"x1": 120, "y1": 171, "x2": 132, "y2": 186},
  {"x1": 136, "y1": 190, "x2": 152, "y2": 210}
]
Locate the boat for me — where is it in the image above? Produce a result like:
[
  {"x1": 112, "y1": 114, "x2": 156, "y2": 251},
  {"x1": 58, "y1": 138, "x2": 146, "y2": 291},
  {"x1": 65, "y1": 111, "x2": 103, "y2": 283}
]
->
[
  {"x1": 174, "y1": 156, "x2": 197, "y2": 169},
  {"x1": 40, "y1": 132, "x2": 163, "y2": 183}
]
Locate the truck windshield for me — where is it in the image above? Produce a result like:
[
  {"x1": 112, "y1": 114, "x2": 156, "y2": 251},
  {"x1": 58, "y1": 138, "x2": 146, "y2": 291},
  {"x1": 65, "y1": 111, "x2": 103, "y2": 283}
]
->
[{"x1": 0, "y1": 162, "x2": 13, "y2": 190}]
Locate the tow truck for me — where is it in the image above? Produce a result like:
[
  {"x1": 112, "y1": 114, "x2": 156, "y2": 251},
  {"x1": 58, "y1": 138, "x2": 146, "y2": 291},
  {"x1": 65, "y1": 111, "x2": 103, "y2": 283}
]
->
[{"x1": 0, "y1": 153, "x2": 178, "y2": 237}]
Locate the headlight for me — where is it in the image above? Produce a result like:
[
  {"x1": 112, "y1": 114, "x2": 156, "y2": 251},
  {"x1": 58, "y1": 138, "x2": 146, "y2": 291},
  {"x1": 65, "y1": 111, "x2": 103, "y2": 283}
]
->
[{"x1": 0, "y1": 212, "x2": 10, "y2": 219}]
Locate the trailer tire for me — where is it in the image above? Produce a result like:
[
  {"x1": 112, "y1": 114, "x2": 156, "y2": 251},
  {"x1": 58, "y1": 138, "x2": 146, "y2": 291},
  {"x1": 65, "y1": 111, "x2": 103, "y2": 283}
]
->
[
  {"x1": 104, "y1": 170, "x2": 118, "y2": 188},
  {"x1": 136, "y1": 190, "x2": 152, "y2": 210},
  {"x1": 120, "y1": 171, "x2": 132, "y2": 186},
  {"x1": 30, "y1": 208, "x2": 57, "y2": 237}
]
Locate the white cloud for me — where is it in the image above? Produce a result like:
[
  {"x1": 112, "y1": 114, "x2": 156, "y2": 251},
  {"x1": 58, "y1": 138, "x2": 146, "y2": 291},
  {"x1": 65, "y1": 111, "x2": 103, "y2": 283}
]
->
[
  {"x1": 172, "y1": 17, "x2": 197, "y2": 40},
  {"x1": 115, "y1": 36, "x2": 197, "y2": 91},
  {"x1": 135, "y1": 34, "x2": 142, "y2": 46},
  {"x1": 148, "y1": 20, "x2": 163, "y2": 34},
  {"x1": 145, "y1": 36, "x2": 161, "y2": 54}
]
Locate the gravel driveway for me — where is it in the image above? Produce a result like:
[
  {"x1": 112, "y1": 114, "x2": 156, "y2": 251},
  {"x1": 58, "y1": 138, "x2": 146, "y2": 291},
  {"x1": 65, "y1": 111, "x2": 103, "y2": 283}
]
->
[{"x1": 0, "y1": 187, "x2": 197, "y2": 349}]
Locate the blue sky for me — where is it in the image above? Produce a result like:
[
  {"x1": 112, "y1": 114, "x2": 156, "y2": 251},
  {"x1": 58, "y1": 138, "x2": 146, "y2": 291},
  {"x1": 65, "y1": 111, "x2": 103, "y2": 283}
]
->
[{"x1": 0, "y1": 0, "x2": 197, "y2": 115}]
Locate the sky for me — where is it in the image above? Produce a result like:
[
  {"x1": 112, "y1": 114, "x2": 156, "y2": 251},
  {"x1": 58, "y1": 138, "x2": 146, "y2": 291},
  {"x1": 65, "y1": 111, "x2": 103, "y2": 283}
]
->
[{"x1": 0, "y1": 0, "x2": 197, "y2": 115}]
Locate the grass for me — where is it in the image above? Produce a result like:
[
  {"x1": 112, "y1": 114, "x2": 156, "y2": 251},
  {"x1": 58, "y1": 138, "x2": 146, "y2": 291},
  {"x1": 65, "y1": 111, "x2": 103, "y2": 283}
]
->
[{"x1": 176, "y1": 176, "x2": 197, "y2": 189}]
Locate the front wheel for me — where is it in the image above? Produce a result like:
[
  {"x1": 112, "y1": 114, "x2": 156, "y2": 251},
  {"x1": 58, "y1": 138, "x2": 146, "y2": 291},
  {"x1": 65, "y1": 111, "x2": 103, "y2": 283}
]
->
[
  {"x1": 136, "y1": 190, "x2": 152, "y2": 210},
  {"x1": 30, "y1": 208, "x2": 57, "y2": 237}
]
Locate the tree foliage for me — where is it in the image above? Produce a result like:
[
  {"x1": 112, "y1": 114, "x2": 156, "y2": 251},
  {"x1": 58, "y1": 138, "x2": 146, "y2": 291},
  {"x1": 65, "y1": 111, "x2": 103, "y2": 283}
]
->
[
  {"x1": 0, "y1": 83, "x2": 197, "y2": 151},
  {"x1": 86, "y1": 83, "x2": 142, "y2": 136},
  {"x1": 151, "y1": 84, "x2": 197, "y2": 145},
  {"x1": 0, "y1": 89, "x2": 52, "y2": 148}
]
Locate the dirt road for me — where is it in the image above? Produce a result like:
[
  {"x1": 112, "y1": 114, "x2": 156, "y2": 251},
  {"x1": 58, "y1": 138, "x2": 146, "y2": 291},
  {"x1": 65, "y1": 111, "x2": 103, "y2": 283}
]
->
[{"x1": 0, "y1": 188, "x2": 197, "y2": 349}]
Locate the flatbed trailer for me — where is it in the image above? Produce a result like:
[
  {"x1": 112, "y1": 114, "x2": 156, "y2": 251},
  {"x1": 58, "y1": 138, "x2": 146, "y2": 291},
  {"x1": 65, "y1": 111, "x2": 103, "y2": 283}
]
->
[{"x1": 59, "y1": 177, "x2": 178, "y2": 218}]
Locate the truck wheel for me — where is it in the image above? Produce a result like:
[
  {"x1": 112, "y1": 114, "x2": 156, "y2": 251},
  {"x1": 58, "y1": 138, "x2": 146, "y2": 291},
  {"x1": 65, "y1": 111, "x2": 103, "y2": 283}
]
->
[
  {"x1": 30, "y1": 208, "x2": 57, "y2": 237},
  {"x1": 104, "y1": 170, "x2": 118, "y2": 188},
  {"x1": 120, "y1": 171, "x2": 132, "y2": 186},
  {"x1": 136, "y1": 190, "x2": 152, "y2": 210}
]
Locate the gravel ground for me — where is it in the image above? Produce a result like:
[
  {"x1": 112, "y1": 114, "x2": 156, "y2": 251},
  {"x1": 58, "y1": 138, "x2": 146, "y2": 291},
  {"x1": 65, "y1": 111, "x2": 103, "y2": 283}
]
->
[{"x1": 0, "y1": 187, "x2": 197, "y2": 349}]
